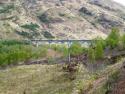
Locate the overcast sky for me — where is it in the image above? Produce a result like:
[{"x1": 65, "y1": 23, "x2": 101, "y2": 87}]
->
[{"x1": 113, "y1": 0, "x2": 125, "y2": 6}]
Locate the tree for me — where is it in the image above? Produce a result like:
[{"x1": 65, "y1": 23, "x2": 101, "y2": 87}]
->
[
  {"x1": 95, "y1": 41, "x2": 104, "y2": 60},
  {"x1": 88, "y1": 48, "x2": 95, "y2": 63},
  {"x1": 106, "y1": 28, "x2": 120, "y2": 49},
  {"x1": 70, "y1": 42, "x2": 83, "y2": 56},
  {"x1": 121, "y1": 34, "x2": 125, "y2": 48}
]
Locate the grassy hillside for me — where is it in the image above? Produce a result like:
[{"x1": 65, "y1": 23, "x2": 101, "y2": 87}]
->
[
  {"x1": 0, "y1": 58, "x2": 124, "y2": 94},
  {"x1": 0, "y1": 0, "x2": 125, "y2": 40}
]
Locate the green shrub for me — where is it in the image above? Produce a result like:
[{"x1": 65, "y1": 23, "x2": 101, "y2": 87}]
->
[
  {"x1": 70, "y1": 42, "x2": 84, "y2": 56},
  {"x1": 43, "y1": 31, "x2": 55, "y2": 39},
  {"x1": 21, "y1": 23, "x2": 39, "y2": 31},
  {"x1": 0, "y1": 53, "x2": 8, "y2": 66},
  {"x1": 121, "y1": 34, "x2": 125, "y2": 48},
  {"x1": 88, "y1": 48, "x2": 95, "y2": 63},
  {"x1": 0, "y1": 40, "x2": 28, "y2": 46},
  {"x1": 15, "y1": 31, "x2": 30, "y2": 38},
  {"x1": 50, "y1": 44, "x2": 68, "y2": 57},
  {"x1": 38, "y1": 14, "x2": 50, "y2": 23},
  {"x1": 0, "y1": 45, "x2": 32, "y2": 65},
  {"x1": 95, "y1": 41, "x2": 104, "y2": 60},
  {"x1": 106, "y1": 28, "x2": 120, "y2": 49},
  {"x1": 88, "y1": 39, "x2": 105, "y2": 61},
  {"x1": 31, "y1": 46, "x2": 47, "y2": 59},
  {"x1": 0, "y1": 40, "x2": 47, "y2": 66},
  {"x1": 0, "y1": 4, "x2": 14, "y2": 14}
]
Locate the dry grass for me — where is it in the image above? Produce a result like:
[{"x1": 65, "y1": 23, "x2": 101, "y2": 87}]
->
[
  {"x1": 0, "y1": 64, "x2": 73, "y2": 94},
  {"x1": 0, "y1": 58, "x2": 124, "y2": 94}
]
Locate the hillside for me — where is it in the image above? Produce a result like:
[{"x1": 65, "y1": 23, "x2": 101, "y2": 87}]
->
[
  {"x1": 0, "y1": 59, "x2": 123, "y2": 94},
  {"x1": 0, "y1": 0, "x2": 125, "y2": 40}
]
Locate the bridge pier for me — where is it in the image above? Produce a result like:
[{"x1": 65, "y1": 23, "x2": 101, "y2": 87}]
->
[
  {"x1": 30, "y1": 39, "x2": 93, "y2": 63},
  {"x1": 68, "y1": 40, "x2": 71, "y2": 63},
  {"x1": 36, "y1": 42, "x2": 39, "y2": 47}
]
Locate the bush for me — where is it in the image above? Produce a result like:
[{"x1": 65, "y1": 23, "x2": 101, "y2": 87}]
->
[
  {"x1": 38, "y1": 14, "x2": 50, "y2": 23},
  {"x1": 43, "y1": 31, "x2": 55, "y2": 39},
  {"x1": 0, "y1": 53, "x2": 8, "y2": 66},
  {"x1": 15, "y1": 31, "x2": 30, "y2": 38},
  {"x1": 95, "y1": 40, "x2": 104, "y2": 60},
  {"x1": 121, "y1": 34, "x2": 125, "y2": 48},
  {"x1": 88, "y1": 48, "x2": 95, "y2": 63},
  {"x1": 70, "y1": 42, "x2": 84, "y2": 56},
  {"x1": 21, "y1": 23, "x2": 39, "y2": 31},
  {"x1": 0, "y1": 40, "x2": 47, "y2": 66},
  {"x1": 0, "y1": 4, "x2": 14, "y2": 14},
  {"x1": 0, "y1": 40, "x2": 29, "y2": 46},
  {"x1": 0, "y1": 45, "x2": 32, "y2": 66},
  {"x1": 50, "y1": 44, "x2": 68, "y2": 57},
  {"x1": 31, "y1": 46, "x2": 47, "y2": 59},
  {"x1": 106, "y1": 28, "x2": 120, "y2": 49}
]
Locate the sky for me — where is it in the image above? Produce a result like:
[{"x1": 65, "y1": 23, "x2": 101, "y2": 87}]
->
[{"x1": 113, "y1": 0, "x2": 125, "y2": 6}]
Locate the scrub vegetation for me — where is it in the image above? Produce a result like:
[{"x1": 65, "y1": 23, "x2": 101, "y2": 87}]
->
[
  {"x1": 0, "y1": 28, "x2": 125, "y2": 94},
  {"x1": 0, "y1": 28, "x2": 125, "y2": 66},
  {"x1": 0, "y1": 40, "x2": 47, "y2": 67}
]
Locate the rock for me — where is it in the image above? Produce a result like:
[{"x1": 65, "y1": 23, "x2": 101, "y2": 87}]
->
[{"x1": 79, "y1": 7, "x2": 93, "y2": 16}]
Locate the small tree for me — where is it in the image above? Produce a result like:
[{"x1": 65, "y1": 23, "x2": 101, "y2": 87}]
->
[
  {"x1": 121, "y1": 34, "x2": 125, "y2": 48},
  {"x1": 70, "y1": 42, "x2": 83, "y2": 56},
  {"x1": 106, "y1": 28, "x2": 120, "y2": 49},
  {"x1": 95, "y1": 41, "x2": 104, "y2": 60},
  {"x1": 88, "y1": 48, "x2": 95, "y2": 63},
  {"x1": 0, "y1": 53, "x2": 7, "y2": 66}
]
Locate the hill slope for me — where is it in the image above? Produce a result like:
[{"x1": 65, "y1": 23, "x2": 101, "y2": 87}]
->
[{"x1": 0, "y1": 0, "x2": 125, "y2": 40}]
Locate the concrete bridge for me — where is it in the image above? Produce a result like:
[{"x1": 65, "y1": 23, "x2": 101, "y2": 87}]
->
[
  {"x1": 29, "y1": 39, "x2": 94, "y2": 62},
  {"x1": 28, "y1": 39, "x2": 94, "y2": 62},
  {"x1": 30, "y1": 39, "x2": 94, "y2": 47}
]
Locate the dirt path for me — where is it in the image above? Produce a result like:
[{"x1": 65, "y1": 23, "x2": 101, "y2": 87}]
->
[{"x1": 109, "y1": 63, "x2": 125, "y2": 94}]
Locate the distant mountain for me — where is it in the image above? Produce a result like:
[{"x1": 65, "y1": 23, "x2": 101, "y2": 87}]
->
[{"x1": 0, "y1": 0, "x2": 125, "y2": 40}]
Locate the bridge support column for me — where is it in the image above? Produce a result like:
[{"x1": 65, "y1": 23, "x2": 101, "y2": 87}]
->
[
  {"x1": 68, "y1": 40, "x2": 71, "y2": 63},
  {"x1": 36, "y1": 42, "x2": 39, "y2": 47}
]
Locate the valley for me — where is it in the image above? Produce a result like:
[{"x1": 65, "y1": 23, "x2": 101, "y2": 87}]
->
[
  {"x1": 0, "y1": 29, "x2": 125, "y2": 94},
  {"x1": 1, "y1": 0, "x2": 125, "y2": 94}
]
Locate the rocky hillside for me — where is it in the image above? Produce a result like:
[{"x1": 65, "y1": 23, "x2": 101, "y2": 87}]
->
[{"x1": 0, "y1": 0, "x2": 125, "y2": 40}]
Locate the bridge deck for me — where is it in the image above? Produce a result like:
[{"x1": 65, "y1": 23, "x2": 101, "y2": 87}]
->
[{"x1": 30, "y1": 39, "x2": 93, "y2": 43}]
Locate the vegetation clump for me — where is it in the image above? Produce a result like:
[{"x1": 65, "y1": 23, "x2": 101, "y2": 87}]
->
[
  {"x1": 95, "y1": 40, "x2": 104, "y2": 60},
  {"x1": 50, "y1": 44, "x2": 68, "y2": 57},
  {"x1": 43, "y1": 31, "x2": 55, "y2": 39},
  {"x1": 0, "y1": 4, "x2": 14, "y2": 14},
  {"x1": 70, "y1": 42, "x2": 85, "y2": 56},
  {"x1": 0, "y1": 40, "x2": 47, "y2": 67},
  {"x1": 88, "y1": 48, "x2": 95, "y2": 63},
  {"x1": 21, "y1": 23, "x2": 40, "y2": 31},
  {"x1": 16, "y1": 30, "x2": 40, "y2": 39},
  {"x1": 1, "y1": 28, "x2": 125, "y2": 66},
  {"x1": 88, "y1": 39, "x2": 105, "y2": 63},
  {"x1": 121, "y1": 34, "x2": 125, "y2": 49},
  {"x1": 38, "y1": 14, "x2": 50, "y2": 23},
  {"x1": 106, "y1": 28, "x2": 120, "y2": 49}
]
